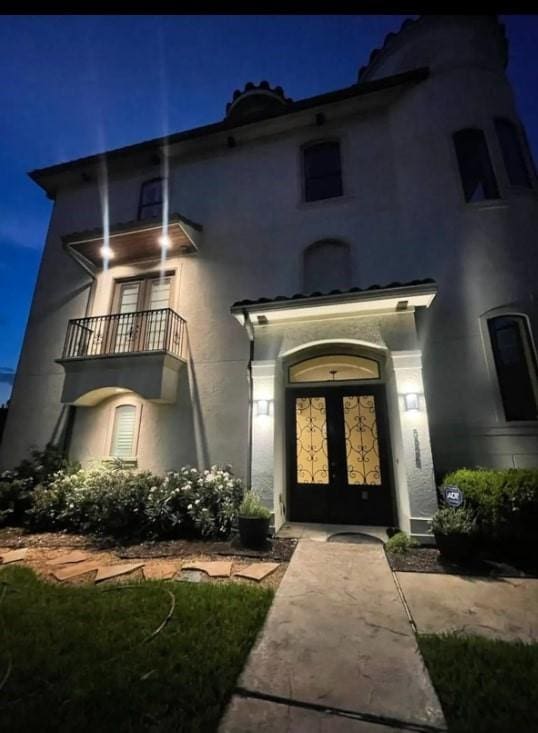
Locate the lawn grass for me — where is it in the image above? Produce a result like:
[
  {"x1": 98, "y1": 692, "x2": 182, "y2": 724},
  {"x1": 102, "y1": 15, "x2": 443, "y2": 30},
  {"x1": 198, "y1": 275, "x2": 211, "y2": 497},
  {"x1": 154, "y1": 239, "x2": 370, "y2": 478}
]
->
[
  {"x1": 418, "y1": 633, "x2": 538, "y2": 733},
  {"x1": 0, "y1": 565, "x2": 273, "y2": 732}
]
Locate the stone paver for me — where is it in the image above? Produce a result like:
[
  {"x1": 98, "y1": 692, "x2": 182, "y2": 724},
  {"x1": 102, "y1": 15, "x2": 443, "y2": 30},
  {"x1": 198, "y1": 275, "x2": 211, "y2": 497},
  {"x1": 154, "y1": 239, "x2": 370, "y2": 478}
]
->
[
  {"x1": 48, "y1": 551, "x2": 89, "y2": 566},
  {"x1": 95, "y1": 563, "x2": 145, "y2": 583},
  {"x1": 143, "y1": 562, "x2": 179, "y2": 580},
  {"x1": 0, "y1": 548, "x2": 28, "y2": 564},
  {"x1": 220, "y1": 696, "x2": 412, "y2": 732},
  {"x1": 233, "y1": 563, "x2": 280, "y2": 582},
  {"x1": 178, "y1": 569, "x2": 208, "y2": 583},
  {"x1": 52, "y1": 561, "x2": 101, "y2": 581},
  {"x1": 397, "y1": 571, "x2": 538, "y2": 643},
  {"x1": 223, "y1": 539, "x2": 445, "y2": 732},
  {"x1": 182, "y1": 560, "x2": 232, "y2": 577}
]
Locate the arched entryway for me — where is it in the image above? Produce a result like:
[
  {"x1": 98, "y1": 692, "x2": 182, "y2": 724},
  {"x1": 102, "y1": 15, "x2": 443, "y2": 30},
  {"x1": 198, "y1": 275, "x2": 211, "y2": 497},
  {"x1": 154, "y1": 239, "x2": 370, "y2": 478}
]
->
[{"x1": 284, "y1": 346, "x2": 395, "y2": 526}]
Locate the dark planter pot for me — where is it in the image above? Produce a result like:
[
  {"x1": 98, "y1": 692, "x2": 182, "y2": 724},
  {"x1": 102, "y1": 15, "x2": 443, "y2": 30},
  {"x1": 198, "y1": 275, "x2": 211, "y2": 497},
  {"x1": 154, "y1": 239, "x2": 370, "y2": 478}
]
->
[
  {"x1": 238, "y1": 516, "x2": 270, "y2": 549},
  {"x1": 434, "y1": 531, "x2": 475, "y2": 564}
]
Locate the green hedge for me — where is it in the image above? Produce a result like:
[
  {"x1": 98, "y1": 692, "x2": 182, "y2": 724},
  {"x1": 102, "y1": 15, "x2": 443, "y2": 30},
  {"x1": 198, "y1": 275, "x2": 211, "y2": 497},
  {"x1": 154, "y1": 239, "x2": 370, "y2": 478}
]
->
[{"x1": 441, "y1": 468, "x2": 538, "y2": 563}]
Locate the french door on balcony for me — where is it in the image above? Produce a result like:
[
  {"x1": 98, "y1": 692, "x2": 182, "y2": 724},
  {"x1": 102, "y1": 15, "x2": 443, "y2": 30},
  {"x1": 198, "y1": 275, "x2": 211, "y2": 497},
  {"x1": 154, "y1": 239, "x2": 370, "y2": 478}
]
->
[{"x1": 112, "y1": 275, "x2": 173, "y2": 354}]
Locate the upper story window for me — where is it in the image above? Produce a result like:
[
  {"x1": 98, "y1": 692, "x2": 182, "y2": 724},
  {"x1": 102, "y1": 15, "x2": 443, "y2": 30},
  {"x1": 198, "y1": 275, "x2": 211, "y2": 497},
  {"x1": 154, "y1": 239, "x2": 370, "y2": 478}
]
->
[
  {"x1": 494, "y1": 118, "x2": 532, "y2": 188},
  {"x1": 303, "y1": 141, "x2": 342, "y2": 202},
  {"x1": 303, "y1": 239, "x2": 351, "y2": 293},
  {"x1": 453, "y1": 129, "x2": 499, "y2": 203},
  {"x1": 487, "y1": 315, "x2": 538, "y2": 421},
  {"x1": 138, "y1": 178, "x2": 163, "y2": 220},
  {"x1": 110, "y1": 404, "x2": 138, "y2": 458}
]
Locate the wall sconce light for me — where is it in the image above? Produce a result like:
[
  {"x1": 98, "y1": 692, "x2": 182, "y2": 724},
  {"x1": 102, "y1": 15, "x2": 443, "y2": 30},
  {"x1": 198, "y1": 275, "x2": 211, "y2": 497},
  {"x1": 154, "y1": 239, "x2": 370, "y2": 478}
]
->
[
  {"x1": 404, "y1": 393, "x2": 420, "y2": 412},
  {"x1": 255, "y1": 399, "x2": 272, "y2": 416},
  {"x1": 99, "y1": 245, "x2": 114, "y2": 259}
]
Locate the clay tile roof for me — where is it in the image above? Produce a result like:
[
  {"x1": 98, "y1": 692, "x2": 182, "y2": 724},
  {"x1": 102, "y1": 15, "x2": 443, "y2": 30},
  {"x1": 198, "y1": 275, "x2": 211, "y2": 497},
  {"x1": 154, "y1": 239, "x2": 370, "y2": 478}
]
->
[{"x1": 231, "y1": 278, "x2": 436, "y2": 308}]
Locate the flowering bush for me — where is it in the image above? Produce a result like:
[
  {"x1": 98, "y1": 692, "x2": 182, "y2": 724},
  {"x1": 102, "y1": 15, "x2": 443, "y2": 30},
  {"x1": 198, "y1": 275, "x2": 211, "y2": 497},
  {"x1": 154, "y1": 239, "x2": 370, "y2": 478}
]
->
[
  {"x1": 145, "y1": 466, "x2": 243, "y2": 538},
  {"x1": 29, "y1": 465, "x2": 161, "y2": 538},
  {"x1": 28, "y1": 462, "x2": 244, "y2": 540}
]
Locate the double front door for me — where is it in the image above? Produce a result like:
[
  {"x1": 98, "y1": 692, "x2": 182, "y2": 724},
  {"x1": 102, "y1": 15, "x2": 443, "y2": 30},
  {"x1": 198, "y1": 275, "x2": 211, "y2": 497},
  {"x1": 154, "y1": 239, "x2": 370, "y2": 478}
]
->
[{"x1": 287, "y1": 384, "x2": 393, "y2": 526}]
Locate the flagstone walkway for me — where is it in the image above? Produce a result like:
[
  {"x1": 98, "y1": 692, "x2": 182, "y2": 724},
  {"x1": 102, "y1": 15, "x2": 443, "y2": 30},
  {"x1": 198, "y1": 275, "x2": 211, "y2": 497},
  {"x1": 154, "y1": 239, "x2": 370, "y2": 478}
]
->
[{"x1": 0, "y1": 546, "x2": 282, "y2": 586}]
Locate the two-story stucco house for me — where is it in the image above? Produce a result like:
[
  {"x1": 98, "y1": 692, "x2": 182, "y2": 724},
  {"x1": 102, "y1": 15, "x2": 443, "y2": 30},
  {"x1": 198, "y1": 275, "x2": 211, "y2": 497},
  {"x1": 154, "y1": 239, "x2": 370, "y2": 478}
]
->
[{"x1": 2, "y1": 15, "x2": 537, "y2": 540}]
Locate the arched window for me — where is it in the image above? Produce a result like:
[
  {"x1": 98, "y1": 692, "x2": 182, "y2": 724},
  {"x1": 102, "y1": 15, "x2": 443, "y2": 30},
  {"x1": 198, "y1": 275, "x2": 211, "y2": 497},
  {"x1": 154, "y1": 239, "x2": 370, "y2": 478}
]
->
[
  {"x1": 110, "y1": 404, "x2": 138, "y2": 458},
  {"x1": 303, "y1": 239, "x2": 351, "y2": 293},
  {"x1": 488, "y1": 315, "x2": 538, "y2": 421},
  {"x1": 289, "y1": 354, "x2": 380, "y2": 383},
  {"x1": 138, "y1": 178, "x2": 163, "y2": 220},
  {"x1": 302, "y1": 141, "x2": 342, "y2": 202},
  {"x1": 494, "y1": 118, "x2": 532, "y2": 188},
  {"x1": 453, "y1": 129, "x2": 499, "y2": 202}
]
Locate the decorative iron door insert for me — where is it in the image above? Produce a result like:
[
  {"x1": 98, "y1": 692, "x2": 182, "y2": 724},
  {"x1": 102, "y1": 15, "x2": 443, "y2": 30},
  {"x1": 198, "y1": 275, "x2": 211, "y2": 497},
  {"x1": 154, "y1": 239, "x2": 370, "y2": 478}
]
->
[{"x1": 287, "y1": 385, "x2": 393, "y2": 525}]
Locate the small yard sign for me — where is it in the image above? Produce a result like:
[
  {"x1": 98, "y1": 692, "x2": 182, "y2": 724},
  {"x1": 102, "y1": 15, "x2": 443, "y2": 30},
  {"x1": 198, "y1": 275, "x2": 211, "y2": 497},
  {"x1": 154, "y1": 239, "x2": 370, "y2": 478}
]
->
[{"x1": 443, "y1": 485, "x2": 464, "y2": 508}]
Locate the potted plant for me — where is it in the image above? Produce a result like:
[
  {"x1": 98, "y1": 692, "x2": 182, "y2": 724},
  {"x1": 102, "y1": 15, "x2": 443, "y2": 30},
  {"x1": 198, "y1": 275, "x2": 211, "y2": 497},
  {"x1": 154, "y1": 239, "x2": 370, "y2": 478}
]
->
[
  {"x1": 431, "y1": 506, "x2": 477, "y2": 563},
  {"x1": 238, "y1": 491, "x2": 272, "y2": 549}
]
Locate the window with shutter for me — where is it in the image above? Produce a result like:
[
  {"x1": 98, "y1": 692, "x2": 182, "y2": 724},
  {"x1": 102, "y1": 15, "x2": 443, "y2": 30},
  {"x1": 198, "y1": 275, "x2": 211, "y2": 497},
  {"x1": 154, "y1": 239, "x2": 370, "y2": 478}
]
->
[{"x1": 110, "y1": 405, "x2": 138, "y2": 458}]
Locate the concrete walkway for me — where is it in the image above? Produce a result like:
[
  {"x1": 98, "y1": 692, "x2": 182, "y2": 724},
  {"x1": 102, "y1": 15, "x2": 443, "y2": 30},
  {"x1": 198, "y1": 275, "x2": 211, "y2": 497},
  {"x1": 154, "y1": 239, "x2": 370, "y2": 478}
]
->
[
  {"x1": 220, "y1": 539, "x2": 446, "y2": 732},
  {"x1": 398, "y1": 571, "x2": 538, "y2": 643}
]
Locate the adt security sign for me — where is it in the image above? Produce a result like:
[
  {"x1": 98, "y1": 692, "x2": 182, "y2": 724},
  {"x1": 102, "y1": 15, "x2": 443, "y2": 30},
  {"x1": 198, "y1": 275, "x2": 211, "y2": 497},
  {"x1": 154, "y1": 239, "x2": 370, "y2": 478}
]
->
[{"x1": 444, "y1": 485, "x2": 464, "y2": 508}]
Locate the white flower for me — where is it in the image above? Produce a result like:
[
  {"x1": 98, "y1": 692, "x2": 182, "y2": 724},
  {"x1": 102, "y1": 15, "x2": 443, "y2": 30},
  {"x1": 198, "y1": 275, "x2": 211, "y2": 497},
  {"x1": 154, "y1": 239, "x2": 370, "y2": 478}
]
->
[
  {"x1": 187, "y1": 503, "x2": 193, "y2": 510},
  {"x1": 195, "y1": 499, "x2": 200, "y2": 505}
]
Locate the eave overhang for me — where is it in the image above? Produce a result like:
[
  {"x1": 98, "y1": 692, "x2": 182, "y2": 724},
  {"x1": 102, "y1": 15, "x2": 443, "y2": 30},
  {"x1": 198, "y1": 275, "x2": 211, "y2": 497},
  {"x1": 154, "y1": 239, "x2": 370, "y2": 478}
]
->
[
  {"x1": 62, "y1": 213, "x2": 202, "y2": 272},
  {"x1": 29, "y1": 67, "x2": 429, "y2": 198},
  {"x1": 231, "y1": 281, "x2": 437, "y2": 327}
]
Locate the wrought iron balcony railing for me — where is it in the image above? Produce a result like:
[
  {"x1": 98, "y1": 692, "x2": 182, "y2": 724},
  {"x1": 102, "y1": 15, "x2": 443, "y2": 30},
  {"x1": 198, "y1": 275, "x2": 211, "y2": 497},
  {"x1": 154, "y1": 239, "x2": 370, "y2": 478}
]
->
[{"x1": 62, "y1": 308, "x2": 186, "y2": 360}]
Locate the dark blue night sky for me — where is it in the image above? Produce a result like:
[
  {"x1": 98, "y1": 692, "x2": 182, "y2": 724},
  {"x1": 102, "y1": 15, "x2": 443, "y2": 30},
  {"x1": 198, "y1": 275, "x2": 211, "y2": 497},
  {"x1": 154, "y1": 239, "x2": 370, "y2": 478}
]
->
[{"x1": 1, "y1": 14, "x2": 537, "y2": 404}]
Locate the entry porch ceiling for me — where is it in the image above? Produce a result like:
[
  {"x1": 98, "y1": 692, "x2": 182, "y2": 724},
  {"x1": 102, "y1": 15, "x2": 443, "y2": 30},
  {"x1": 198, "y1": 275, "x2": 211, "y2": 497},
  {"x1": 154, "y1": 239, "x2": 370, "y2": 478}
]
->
[
  {"x1": 231, "y1": 280, "x2": 437, "y2": 326},
  {"x1": 62, "y1": 213, "x2": 202, "y2": 272}
]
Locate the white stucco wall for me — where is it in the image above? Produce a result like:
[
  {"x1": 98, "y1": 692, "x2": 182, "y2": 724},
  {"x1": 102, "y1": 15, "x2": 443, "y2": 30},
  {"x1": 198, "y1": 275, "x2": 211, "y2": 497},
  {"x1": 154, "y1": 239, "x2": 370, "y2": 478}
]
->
[{"x1": 1, "y1": 16, "x2": 536, "y2": 520}]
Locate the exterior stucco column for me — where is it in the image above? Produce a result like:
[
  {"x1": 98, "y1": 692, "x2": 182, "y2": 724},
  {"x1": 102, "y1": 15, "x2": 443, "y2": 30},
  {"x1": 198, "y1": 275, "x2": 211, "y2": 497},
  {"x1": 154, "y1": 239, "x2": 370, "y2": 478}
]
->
[
  {"x1": 389, "y1": 350, "x2": 438, "y2": 540},
  {"x1": 250, "y1": 361, "x2": 276, "y2": 511}
]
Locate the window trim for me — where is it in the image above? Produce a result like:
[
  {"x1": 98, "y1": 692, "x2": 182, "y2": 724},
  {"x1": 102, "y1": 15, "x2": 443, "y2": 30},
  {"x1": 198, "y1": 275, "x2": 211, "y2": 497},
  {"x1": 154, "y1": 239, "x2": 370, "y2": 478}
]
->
[
  {"x1": 480, "y1": 309, "x2": 538, "y2": 424},
  {"x1": 288, "y1": 353, "x2": 381, "y2": 384},
  {"x1": 107, "y1": 401, "x2": 142, "y2": 462},
  {"x1": 493, "y1": 116, "x2": 534, "y2": 190},
  {"x1": 138, "y1": 177, "x2": 164, "y2": 221},
  {"x1": 285, "y1": 344, "x2": 385, "y2": 388},
  {"x1": 108, "y1": 269, "x2": 177, "y2": 315},
  {"x1": 301, "y1": 138, "x2": 344, "y2": 203},
  {"x1": 452, "y1": 126, "x2": 501, "y2": 205}
]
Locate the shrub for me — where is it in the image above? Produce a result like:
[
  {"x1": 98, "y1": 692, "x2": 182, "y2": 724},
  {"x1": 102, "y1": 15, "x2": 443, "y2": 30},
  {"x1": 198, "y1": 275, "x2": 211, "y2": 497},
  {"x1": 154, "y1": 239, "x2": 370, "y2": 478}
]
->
[
  {"x1": 238, "y1": 491, "x2": 272, "y2": 520},
  {"x1": 0, "y1": 475, "x2": 34, "y2": 525},
  {"x1": 441, "y1": 468, "x2": 538, "y2": 557},
  {"x1": 145, "y1": 466, "x2": 243, "y2": 538},
  {"x1": 0, "y1": 444, "x2": 78, "y2": 527},
  {"x1": 29, "y1": 465, "x2": 161, "y2": 538},
  {"x1": 431, "y1": 507, "x2": 477, "y2": 536},
  {"x1": 385, "y1": 531, "x2": 418, "y2": 554}
]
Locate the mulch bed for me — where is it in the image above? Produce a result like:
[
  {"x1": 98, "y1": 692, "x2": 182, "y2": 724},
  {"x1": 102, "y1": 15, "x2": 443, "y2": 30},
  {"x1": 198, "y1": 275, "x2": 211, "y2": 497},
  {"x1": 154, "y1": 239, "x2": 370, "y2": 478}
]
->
[
  {"x1": 0, "y1": 527, "x2": 297, "y2": 562},
  {"x1": 386, "y1": 546, "x2": 538, "y2": 579}
]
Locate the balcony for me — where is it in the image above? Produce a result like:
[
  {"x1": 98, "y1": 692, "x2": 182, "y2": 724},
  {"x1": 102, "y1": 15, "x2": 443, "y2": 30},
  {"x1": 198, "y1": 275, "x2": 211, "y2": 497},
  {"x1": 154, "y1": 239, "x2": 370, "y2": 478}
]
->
[{"x1": 57, "y1": 309, "x2": 187, "y2": 406}]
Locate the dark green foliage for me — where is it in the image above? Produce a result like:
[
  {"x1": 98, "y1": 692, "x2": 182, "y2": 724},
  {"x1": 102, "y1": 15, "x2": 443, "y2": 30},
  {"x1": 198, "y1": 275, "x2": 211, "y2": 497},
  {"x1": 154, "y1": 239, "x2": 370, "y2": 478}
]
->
[
  {"x1": 419, "y1": 633, "x2": 538, "y2": 733},
  {"x1": 0, "y1": 444, "x2": 78, "y2": 527},
  {"x1": 385, "y1": 531, "x2": 418, "y2": 554},
  {"x1": 0, "y1": 565, "x2": 273, "y2": 732},
  {"x1": 431, "y1": 506, "x2": 477, "y2": 535},
  {"x1": 441, "y1": 468, "x2": 538, "y2": 565}
]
